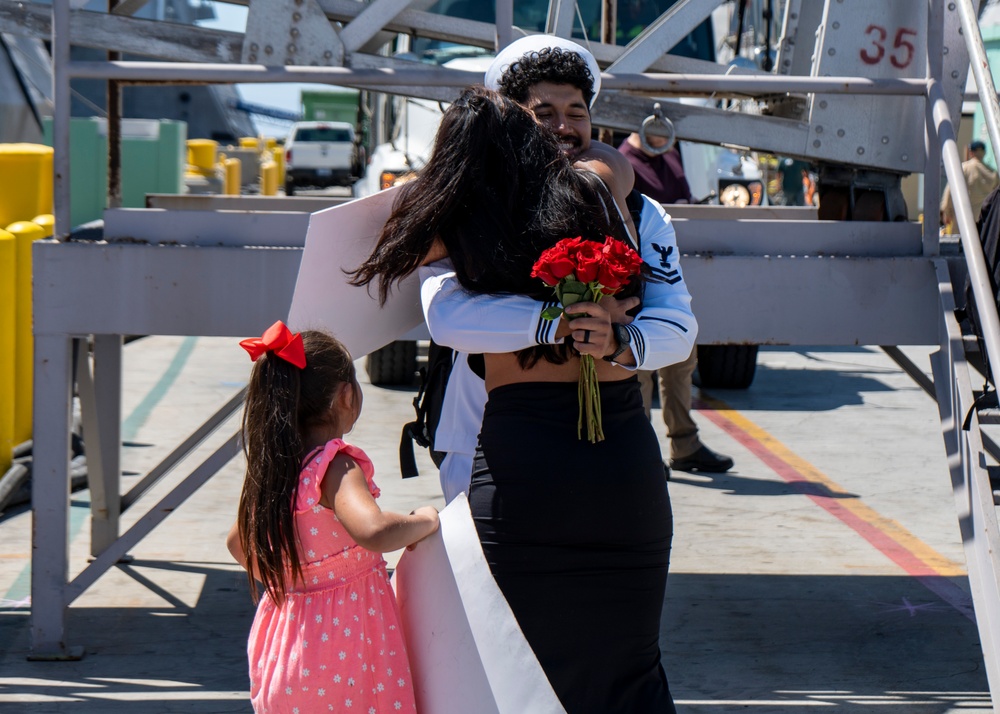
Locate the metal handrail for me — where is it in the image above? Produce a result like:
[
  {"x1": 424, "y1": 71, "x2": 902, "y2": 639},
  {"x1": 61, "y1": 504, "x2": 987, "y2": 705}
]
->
[
  {"x1": 947, "y1": 0, "x2": 1000, "y2": 394},
  {"x1": 959, "y1": 0, "x2": 1000, "y2": 183},
  {"x1": 930, "y1": 82, "x2": 1000, "y2": 387}
]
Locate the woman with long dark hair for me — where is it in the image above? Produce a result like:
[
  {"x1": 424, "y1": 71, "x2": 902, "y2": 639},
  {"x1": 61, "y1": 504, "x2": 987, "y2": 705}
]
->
[{"x1": 351, "y1": 86, "x2": 679, "y2": 714}]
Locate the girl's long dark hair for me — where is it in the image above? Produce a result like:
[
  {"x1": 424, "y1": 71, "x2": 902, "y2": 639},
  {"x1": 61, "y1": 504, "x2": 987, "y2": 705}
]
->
[{"x1": 237, "y1": 330, "x2": 356, "y2": 604}]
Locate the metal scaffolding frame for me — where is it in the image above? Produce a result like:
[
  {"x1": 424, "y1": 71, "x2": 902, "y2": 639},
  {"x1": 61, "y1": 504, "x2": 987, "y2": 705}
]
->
[{"x1": 10, "y1": 0, "x2": 1000, "y2": 706}]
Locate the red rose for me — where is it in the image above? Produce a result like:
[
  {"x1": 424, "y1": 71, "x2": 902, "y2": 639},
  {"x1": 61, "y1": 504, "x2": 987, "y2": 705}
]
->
[
  {"x1": 531, "y1": 263, "x2": 560, "y2": 286},
  {"x1": 532, "y1": 241, "x2": 578, "y2": 285},
  {"x1": 548, "y1": 255, "x2": 577, "y2": 280},
  {"x1": 573, "y1": 241, "x2": 604, "y2": 283},
  {"x1": 600, "y1": 237, "x2": 643, "y2": 292},
  {"x1": 597, "y1": 263, "x2": 629, "y2": 292}
]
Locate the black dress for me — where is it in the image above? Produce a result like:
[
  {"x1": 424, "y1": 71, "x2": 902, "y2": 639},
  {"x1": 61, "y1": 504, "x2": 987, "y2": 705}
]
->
[{"x1": 468, "y1": 377, "x2": 676, "y2": 714}]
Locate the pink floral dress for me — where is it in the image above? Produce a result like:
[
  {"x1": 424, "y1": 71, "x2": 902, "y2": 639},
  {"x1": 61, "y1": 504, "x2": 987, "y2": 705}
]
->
[{"x1": 247, "y1": 439, "x2": 417, "y2": 714}]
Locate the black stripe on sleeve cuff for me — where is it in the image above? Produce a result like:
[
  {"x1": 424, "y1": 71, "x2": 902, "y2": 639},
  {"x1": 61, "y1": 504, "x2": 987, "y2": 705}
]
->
[
  {"x1": 535, "y1": 301, "x2": 559, "y2": 344},
  {"x1": 624, "y1": 323, "x2": 644, "y2": 366}
]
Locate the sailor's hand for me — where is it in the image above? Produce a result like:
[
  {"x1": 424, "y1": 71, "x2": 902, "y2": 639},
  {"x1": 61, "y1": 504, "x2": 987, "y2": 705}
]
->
[{"x1": 564, "y1": 301, "x2": 614, "y2": 358}]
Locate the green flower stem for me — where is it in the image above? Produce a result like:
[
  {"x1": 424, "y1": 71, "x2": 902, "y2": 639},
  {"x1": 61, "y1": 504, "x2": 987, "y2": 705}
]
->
[
  {"x1": 578, "y1": 354, "x2": 604, "y2": 443},
  {"x1": 544, "y1": 282, "x2": 613, "y2": 444}
]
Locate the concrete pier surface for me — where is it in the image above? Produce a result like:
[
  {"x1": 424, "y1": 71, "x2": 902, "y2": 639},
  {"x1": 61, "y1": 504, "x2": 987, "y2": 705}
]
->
[{"x1": 0, "y1": 336, "x2": 993, "y2": 713}]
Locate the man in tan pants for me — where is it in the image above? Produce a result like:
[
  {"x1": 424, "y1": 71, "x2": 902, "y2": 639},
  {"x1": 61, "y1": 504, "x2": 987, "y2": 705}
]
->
[
  {"x1": 941, "y1": 140, "x2": 999, "y2": 233},
  {"x1": 621, "y1": 131, "x2": 734, "y2": 475},
  {"x1": 636, "y1": 350, "x2": 732, "y2": 474}
]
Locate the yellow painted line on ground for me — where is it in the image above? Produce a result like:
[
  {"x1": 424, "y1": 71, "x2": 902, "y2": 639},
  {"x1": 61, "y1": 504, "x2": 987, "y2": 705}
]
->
[{"x1": 694, "y1": 394, "x2": 974, "y2": 620}]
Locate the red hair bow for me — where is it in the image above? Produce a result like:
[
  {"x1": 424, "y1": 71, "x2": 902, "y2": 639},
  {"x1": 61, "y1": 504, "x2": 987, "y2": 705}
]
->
[{"x1": 239, "y1": 320, "x2": 306, "y2": 369}]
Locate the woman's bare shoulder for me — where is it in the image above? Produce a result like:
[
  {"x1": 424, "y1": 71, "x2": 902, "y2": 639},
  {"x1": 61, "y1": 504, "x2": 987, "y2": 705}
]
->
[{"x1": 573, "y1": 142, "x2": 635, "y2": 197}]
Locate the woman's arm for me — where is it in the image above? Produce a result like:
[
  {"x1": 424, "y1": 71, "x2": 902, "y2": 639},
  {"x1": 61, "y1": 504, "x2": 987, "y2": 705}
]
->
[
  {"x1": 420, "y1": 263, "x2": 640, "y2": 356},
  {"x1": 419, "y1": 263, "x2": 563, "y2": 353}
]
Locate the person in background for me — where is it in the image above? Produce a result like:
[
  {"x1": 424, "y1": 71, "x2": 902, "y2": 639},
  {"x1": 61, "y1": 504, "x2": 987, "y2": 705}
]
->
[
  {"x1": 778, "y1": 156, "x2": 813, "y2": 207},
  {"x1": 942, "y1": 139, "x2": 999, "y2": 233},
  {"x1": 620, "y1": 131, "x2": 735, "y2": 474}
]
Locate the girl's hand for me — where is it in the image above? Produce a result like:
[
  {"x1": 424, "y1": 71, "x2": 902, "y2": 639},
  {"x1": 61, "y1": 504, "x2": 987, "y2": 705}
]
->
[{"x1": 405, "y1": 506, "x2": 440, "y2": 550}]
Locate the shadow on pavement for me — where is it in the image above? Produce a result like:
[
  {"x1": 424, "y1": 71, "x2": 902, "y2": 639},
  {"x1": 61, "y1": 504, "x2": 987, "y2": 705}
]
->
[
  {"x1": 669, "y1": 470, "x2": 858, "y2": 498},
  {"x1": 0, "y1": 561, "x2": 255, "y2": 714},
  {"x1": 663, "y1": 572, "x2": 992, "y2": 713},
  {"x1": 0, "y1": 568, "x2": 991, "y2": 713}
]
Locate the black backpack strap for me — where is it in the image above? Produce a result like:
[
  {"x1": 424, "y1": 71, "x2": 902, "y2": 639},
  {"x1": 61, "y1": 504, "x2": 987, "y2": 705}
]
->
[
  {"x1": 397, "y1": 342, "x2": 456, "y2": 478},
  {"x1": 399, "y1": 423, "x2": 420, "y2": 479},
  {"x1": 398, "y1": 363, "x2": 431, "y2": 479},
  {"x1": 626, "y1": 188, "x2": 644, "y2": 231}
]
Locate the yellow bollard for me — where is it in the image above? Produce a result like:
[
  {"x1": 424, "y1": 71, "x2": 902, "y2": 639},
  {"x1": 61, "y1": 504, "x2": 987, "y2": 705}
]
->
[
  {"x1": 0, "y1": 229, "x2": 14, "y2": 474},
  {"x1": 186, "y1": 139, "x2": 217, "y2": 173},
  {"x1": 260, "y1": 160, "x2": 278, "y2": 196},
  {"x1": 31, "y1": 213, "x2": 55, "y2": 238},
  {"x1": 0, "y1": 144, "x2": 54, "y2": 228},
  {"x1": 8, "y1": 220, "x2": 46, "y2": 445},
  {"x1": 271, "y1": 147, "x2": 286, "y2": 187},
  {"x1": 223, "y1": 157, "x2": 241, "y2": 195},
  {"x1": 239, "y1": 136, "x2": 259, "y2": 151}
]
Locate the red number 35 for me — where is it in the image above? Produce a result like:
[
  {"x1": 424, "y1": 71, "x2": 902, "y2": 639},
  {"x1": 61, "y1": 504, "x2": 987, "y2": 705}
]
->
[{"x1": 860, "y1": 24, "x2": 916, "y2": 69}]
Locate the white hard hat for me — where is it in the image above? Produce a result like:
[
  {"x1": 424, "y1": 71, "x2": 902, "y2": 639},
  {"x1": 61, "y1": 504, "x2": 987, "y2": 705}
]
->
[{"x1": 484, "y1": 34, "x2": 601, "y2": 108}]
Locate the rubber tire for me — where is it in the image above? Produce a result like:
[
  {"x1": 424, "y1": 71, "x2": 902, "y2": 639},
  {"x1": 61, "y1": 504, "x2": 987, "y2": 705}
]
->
[
  {"x1": 285, "y1": 180, "x2": 295, "y2": 196},
  {"x1": 695, "y1": 344, "x2": 759, "y2": 390},
  {"x1": 366, "y1": 340, "x2": 418, "y2": 386}
]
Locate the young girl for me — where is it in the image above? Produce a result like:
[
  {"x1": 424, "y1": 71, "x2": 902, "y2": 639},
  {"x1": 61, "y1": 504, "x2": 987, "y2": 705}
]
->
[{"x1": 227, "y1": 320, "x2": 439, "y2": 714}]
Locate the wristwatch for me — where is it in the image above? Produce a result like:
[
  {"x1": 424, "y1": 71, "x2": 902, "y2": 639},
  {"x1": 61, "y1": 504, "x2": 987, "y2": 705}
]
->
[{"x1": 603, "y1": 323, "x2": 631, "y2": 363}]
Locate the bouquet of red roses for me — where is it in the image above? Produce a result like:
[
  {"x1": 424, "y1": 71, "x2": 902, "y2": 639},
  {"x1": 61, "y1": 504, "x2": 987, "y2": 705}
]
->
[{"x1": 531, "y1": 236, "x2": 644, "y2": 443}]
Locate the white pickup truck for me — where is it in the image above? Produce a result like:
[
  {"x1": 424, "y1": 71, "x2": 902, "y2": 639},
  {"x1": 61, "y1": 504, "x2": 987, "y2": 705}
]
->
[{"x1": 283, "y1": 121, "x2": 358, "y2": 195}]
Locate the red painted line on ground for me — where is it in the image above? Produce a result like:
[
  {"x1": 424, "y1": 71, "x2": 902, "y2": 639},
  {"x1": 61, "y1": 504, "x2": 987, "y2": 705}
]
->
[{"x1": 693, "y1": 397, "x2": 976, "y2": 622}]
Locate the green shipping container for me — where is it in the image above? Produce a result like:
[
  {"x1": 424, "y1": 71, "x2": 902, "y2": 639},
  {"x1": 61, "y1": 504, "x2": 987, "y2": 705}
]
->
[
  {"x1": 43, "y1": 117, "x2": 186, "y2": 228},
  {"x1": 301, "y1": 90, "x2": 359, "y2": 124}
]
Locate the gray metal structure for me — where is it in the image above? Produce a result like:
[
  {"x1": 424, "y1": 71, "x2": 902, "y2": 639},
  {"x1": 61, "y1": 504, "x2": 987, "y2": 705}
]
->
[{"x1": 4, "y1": 0, "x2": 1000, "y2": 707}]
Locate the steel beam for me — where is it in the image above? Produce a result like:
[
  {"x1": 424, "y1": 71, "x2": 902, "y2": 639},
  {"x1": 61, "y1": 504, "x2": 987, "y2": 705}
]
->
[
  {"x1": 52, "y1": 0, "x2": 71, "y2": 240},
  {"x1": 76, "y1": 336, "x2": 124, "y2": 556},
  {"x1": 682, "y1": 255, "x2": 939, "y2": 345},
  {"x1": 28, "y1": 334, "x2": 78, "y2": 658},
  {"x1": 545, "y1": 0, "x2": 575, "y2": 38},
  {"x1": 495, "y1": 0, "x2": 513, "y2": 50},
  {"x1": 608, "y1": 0, "x2": 721, "y2": 73},
  {"x1": 121, "y1": 390, "x2": 245, "y2": 511},
  {"x1": 924, "y1": 0, "x2": 944, "y2": 254},
  {"x1": 340, "y1": 0, "x2": 415, "y2": 54},
  {"x1": 101, "y1": 208, "x2": 310, "y2": 246},
  {"x1": 109, "y1": 0, "x2": 151, "y2": 15},
  {"x1": 242, "y1": 0, "x2": 343, "y2": 66},
  {"x1": 0, "y1": 2, "x2": 244, "y2": 64},
  {"x1": 65, "y1": 433, "x2": 242, "y2": 605}
]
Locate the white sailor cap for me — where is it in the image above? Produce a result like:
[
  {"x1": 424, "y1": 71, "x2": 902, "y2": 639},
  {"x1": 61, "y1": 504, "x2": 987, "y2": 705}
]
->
[{"x1": 484, "y1": 34, "x2": 601, "y2": 108}]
